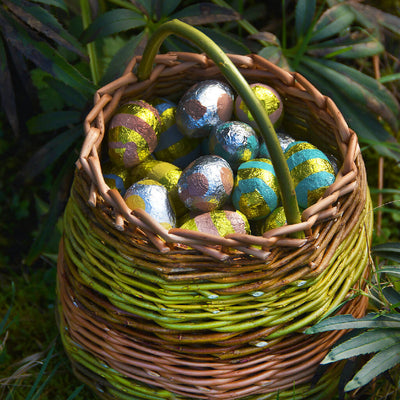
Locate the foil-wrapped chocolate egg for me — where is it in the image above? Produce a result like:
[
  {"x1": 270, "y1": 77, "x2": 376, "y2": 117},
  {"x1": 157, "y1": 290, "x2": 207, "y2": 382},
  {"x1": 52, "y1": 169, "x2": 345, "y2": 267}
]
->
[
  {"x1": 102, "y1": 160, "x2": 130, "y2": 196},
  {"x1": 235, "y1": 83, "x2": 283, "y2": 130},
  {"x1": 180, "y1": 209, "x2": 250, "y2": 237},
  {"x1": 209, "y1": 121, "x2": 259, "y2": 170},
  {"x1": 124, "y1": 179, "x2": 176, "y2": 229},
  {"x1": 176, "y1": 80, "x2": 234, "y2": 138},
  {"x1": 129, "y1": 159, "x2": 185, "y2": 217},
  {"x1": 177, "y1": 155, "x2": 234, "y2": 213},
  {"x1": 152, "y1": 98, "x2": 202, "y2": 169},
  {"x1": 285, "y1": 141, "x2": 336, "y2": 209},
  {"x1": 232, "y1": 158, "x2": 281, "y2": 220},
  {"x1": 108, "y1": 100, "x2": 161, "y2": 168},
  {"x1": 261, "y1": 206, "x2": 287, "y2": 233},
  {"x1": 258, "y1": 131, "x2": 295, "y2": 158}
]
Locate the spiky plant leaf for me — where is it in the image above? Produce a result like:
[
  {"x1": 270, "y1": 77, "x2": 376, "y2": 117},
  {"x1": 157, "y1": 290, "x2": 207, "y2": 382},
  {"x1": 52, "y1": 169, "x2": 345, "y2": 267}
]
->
[
  {"x1": 0, "y1": 35, "x2": 19, "y2": 135},
  {"x1": 373, "y1": 243, "x2": 400, "y2": 263},
  {"x1": 306, "y1": 314, "x2": 400, "y2": 334},
  {"x1": 344, "y1": 343, "x2": 400, "y2": 391},
  {"x1": 30, "y1": 0, "x2": 67, "y2": 11},
  {"x1": 322, "y1": 329, "x2": 400, "y2": 364},
  {"x1": 310, "y1": 4, "x2": 355, "y2": 42},
  {"x1": 296, "y1": 61, "x2": 400, "y2": 161},
  {"x1": 300, "y1": 57, "x2": 398, "y2": 132},
  {"x1": 0, "y1": 8, "x2": 95, "y2": 96},
  {"x1": 171, "y1": 3, "x2": 241, "y2": 25},
  {"x1": 80, "y1": 9, "x2": 146, "y2": 43},
  {"x1": 4, "y1": 0, "x2": 85, "y2": 57},
  {"x1": 307, "y1": 35, "x2": 384, "y2": 59},
  {"x1": 295, "y1": 0, "x2": 316, "y2": 38},
  {"x1": 27, "y1": 111, "x2": 81, "y2": 134},
  {"x1": 377, "y1": 267, "x2": 400, "y2": 277}
]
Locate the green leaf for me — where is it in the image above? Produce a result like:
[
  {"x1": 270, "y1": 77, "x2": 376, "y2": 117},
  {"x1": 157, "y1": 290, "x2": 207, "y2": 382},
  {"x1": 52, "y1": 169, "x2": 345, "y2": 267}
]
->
[
  {"x1": 301, "y1": 57, "x2": 398, "y2": 132},
  {"x1": 172, "y1": 3, "x2": 241, "y2": 25},
  {"x1": 25, "y1": 149, "x2": 77, "y2": 265},
  {"x1": 0, "y1": 8, "x2": 95, "y2": 96},
  {"x1": 322, "y1": 329, "x2": 400, "y2": 364},
  {"x1": 344, "y1": 343, "x2": 400, "y2": 391},
  {"x1": 25, "y1": 344, "x2": 56, "y2": 400},
  {"x1": 101, "y1": 31, "x2": 147, "y2": 85},
  {"x1": 46, "y1": 77, "x2": 88, "y2": 110},
  {"x1": 0, "y1": 35, "x2": 19, "y2": 136},
  {"x1": 66, "y1": 385, "x2": 85, "y2": 400},
  {"x1": 80, "y1": 9, "x2": 146, "y2": 43},
  {"x1": 30, "y1": 0, "x2": 67, "y2": 11},
  {"x1": 0, "y1": 282, "x2": 15, "y2": 335},
  {"x1": 159, "y1": 0, "x2": 181, "y2": 17},
  {"x1": 380, "y1": 73, "x2": 400, "y2": 84},
  {"x1": 5, "y1": 0, "x2": 85, "y2": 57},
  {"x1": 373, "y1": 243, "x2": 400, "y2": 263},
  {"x1": 311, "y1": 4, "x2": 355, "y2": 43},
  {"x1": 295, "y1": 0, "x2": 316, "y2": 38},
  {"x1": 307, "y1": 36, "x2": 384, "y2": 59},
  {"x1": 349, "y1": 3, "x2": 400, "y2": 36},
  {"x1": 258, "y1": 45, "x2": 290, "y2": 70},
  {"x1": 306, "y1": 314, "x2": 400, "y2": 334},
  {"x1": 20, "y1": 125, "x2": 83, "y2": 183},
  {"x1": 197, "y1": 27, "x2": 250, "y2": 55},
  {"x1": 296, "y1": 60, "x2": 400, "y2": 161},
  {"x1": 315, "y1": 58, "x2": 400, "y2": 129},
  {"x1": 382, "y1": 287, "x2": 400, "y2": 307},
  {"x1": 377, "y1": 267, "x2": 400, "y2": 277},
  {"x1": 27, "y1": 110, "x2": 81, "y2": 134}
]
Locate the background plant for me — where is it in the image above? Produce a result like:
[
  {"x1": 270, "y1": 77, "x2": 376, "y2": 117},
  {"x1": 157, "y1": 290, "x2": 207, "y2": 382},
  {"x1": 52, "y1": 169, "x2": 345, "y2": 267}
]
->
[{"x1": 1, "y1": 0, "x2": 400, "y2": 398}]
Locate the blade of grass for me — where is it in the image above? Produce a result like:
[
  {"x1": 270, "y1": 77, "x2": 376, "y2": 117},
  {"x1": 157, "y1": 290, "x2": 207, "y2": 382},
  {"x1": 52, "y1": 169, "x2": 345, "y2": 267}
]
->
[{"x1": 25, "y1": 343, "x2": 55, "y2": 400}]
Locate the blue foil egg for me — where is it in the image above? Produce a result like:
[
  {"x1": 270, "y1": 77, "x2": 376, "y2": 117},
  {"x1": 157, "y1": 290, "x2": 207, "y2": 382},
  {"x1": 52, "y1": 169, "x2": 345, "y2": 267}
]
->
[
  {"x1": 102, "y1": 161, "x2": 130, "y2": 196},
  {"x1": 232, "y1": 158, "x2": 281, "y2": 220},
  {"x1": 176, "y1": 80, "x2": 234, "y2": 138},
  {"x1": 124, "y1": 179, "x2": 176, "y2": 229},
  {"x1": 209, "y1": 121, "x2": 259, "y2": 171},
  {"x1": 284, "y1": 141, "x2": 336, "y2": 209},
  {"x1": 152, "y1": 98, "x2": 202, "y2": 169},
  {"x1": 177, "y1": 155, "x2": 234, "y2": 213}
]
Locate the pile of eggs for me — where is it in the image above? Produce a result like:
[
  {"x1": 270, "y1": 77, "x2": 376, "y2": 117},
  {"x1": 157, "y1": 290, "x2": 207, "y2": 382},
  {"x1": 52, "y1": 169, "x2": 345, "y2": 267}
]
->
[{"x1": 103, "y1": 79, "x2": 337, "y2": 238}]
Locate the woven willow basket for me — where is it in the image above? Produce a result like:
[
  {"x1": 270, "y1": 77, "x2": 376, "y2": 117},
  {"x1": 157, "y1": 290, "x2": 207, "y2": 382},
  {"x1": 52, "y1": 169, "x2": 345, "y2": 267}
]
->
[{"x1": 57, "y1": 22, "x2": 373, "y2": 400}]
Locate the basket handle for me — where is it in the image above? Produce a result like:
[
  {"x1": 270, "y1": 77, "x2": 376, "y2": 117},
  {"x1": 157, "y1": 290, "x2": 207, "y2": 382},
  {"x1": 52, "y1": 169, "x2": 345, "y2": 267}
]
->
[{"x1": 138, "y1": 19, "x2": 303, "y2": 237}]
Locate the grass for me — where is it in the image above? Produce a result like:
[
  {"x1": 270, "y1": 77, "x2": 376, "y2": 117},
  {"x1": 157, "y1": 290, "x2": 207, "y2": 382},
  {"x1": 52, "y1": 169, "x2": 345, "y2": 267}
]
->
[{"x1": 0, "y1": 266, "x2": 96, "y2": 400}]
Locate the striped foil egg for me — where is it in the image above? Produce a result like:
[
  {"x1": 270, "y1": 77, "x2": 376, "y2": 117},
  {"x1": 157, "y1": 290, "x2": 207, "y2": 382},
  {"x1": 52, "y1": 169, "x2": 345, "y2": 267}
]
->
[
  {"x1": 284, "y1": 141, "x2": 336, "y2": 209},
  {"x1": 108, "y1": 100, "x2": 161, "y2": 168},
  {"x1": 232, "y1": 158, "x2": 281, "y2": 220},
  {"x1": 180, "y1": 209, "x2": 250, "y2": 237}
]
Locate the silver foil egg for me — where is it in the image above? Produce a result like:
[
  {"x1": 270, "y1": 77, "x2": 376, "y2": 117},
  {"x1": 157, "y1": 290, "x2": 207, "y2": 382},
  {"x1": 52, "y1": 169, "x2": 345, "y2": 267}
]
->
[
  {"x1": 176, "y1": 80, "x2": 234, "y2": 139},
  {"x1": 209, "y1": 121, "x2": 260, "y2": 170},
  {"x1": 177, "y1": 155, "x2": 234, "y2": 213},
  {"x1": 124, "y1": 179, "x2": 176, "y2": 229}
]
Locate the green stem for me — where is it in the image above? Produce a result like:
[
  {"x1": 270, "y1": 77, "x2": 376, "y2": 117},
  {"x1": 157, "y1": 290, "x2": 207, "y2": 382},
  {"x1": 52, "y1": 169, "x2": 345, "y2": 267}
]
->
[
  {"x1": 80, "y1": 0, "x2": 100, "y2": 86},
  {"x1": 138, "y1": 20, "x2": 303, "y2": 236}
]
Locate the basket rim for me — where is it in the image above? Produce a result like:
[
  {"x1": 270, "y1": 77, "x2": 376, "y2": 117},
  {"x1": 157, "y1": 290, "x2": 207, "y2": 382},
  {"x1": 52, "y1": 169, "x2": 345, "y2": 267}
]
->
[{"x1": 77, "y1": 51, "x2": 365, "y2": 261}]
